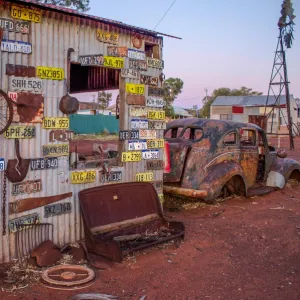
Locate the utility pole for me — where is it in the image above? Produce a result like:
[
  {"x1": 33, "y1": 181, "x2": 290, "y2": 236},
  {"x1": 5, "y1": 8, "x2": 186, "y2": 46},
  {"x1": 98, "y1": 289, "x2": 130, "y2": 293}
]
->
[{"x1": 204, "y1": 88, "x2": 208, "y2": 104}]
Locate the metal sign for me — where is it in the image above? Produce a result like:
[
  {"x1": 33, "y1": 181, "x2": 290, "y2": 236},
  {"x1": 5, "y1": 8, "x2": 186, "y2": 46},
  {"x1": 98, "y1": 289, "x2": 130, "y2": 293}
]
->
[
  {"x1": 6, "y1": 64, "x2": 35, "y2": 76},
  {"x1": 8, "y1": 213, "x2": 40, "y2": 233},
  {"x1": 0, "y1": 158, "x2": 5, "y2": 171},
  {"x1": 147, "y1": 139, "x2": 165, "y2": 149},
  {"x1": 140, "y1": 75, "x2": 159, "y2": 86},
  {"x1": 131, "y1": 119, "x2": 148, "y2": 129},
  {"x1": 148, "y1": 121, "x2": 166, "y2": 130},
  {"x1": 128, "y1": 140, "x2": 147, "y2": 151},
  {"x1": 9, "y1": 76, "x2": 42, "y2": 92},
  {"x1": 139, "y1": 130, "x2": 157, "y2": 139},
  {"x1": 11, "y1": 5, "x2": 42, "y2": 23},
  {"x1": 128, "y1": 49, "x2": 146, "y2": 60},
  {"x1": 8, "y1": 91, "x2": 19, "y2": 122},
  {"x1": 126, "y1": 94, "x2": 145, "y2": 106},
  {"x1": 15, "y1": 21, "x2": 30, "y2": 34},
  {"x1": 119, "y1": 130, "x2": 139, "y2": 140},
  {"x1": 71, "y1": 171, "x2": 96, "y2": 184},
  {"x1": 12, "y1": 179, "x2": 42, "y2": 196},
  {"x1": 30, "y1": 157, "x2": 58, "y2": 170},
  {"x1": 0, "y1": 18, "x2": 29, "y2": 34},
  {"x1": 146, "y1": 97, "x2": 164, "y2": 108},
  {"x1": 126, "y1": 83, "x2": 145, "y2": 95},
  {"x1": 135, "y1": 172, "x2": 154, "y2": 182},
  {"x1": 147, "y1": 110, "x2": 166, "y2": 120},
  {"x1": 121, "y1": 152, "x2": 142, "y2": 162},
  {"x1": 142, "y1": 150, "x2": 159, "y2": 160},
  {"x1": 42, "y1": 144, "x2": 69, "y2": 157},
  {"x1": 1, "y1": 39, "x2": 32, "y2": 54},
  {"x1": 0, "y1": 18, "x2": 14, "y2": 31},
  {"x1": 43, "y1": 117, "x2": 69, "y2": 129},
  {"x1": 147, "y1": 58, "x2": 164, "y2": 69},
  {"x1": 146, "y1": 160, "x2": 165, "y2": 170},
  {"x1": 5, "y1": 126, "x2": 36, "y2": 139},
  {"x1": 49, "y1": 130, "x2": 73, "y2": 142},
  {"x1": 79, "y1": 54, "x2": 104, "y2": 66},
  {"x1": 148, "y1": 87, "x2": 164, "y2": 97},
  {"x1": 158, "y1": 194, "x2": 164, "y2": 203},
  {"x1": 36, "y1": 66, "x2": 64, "y2": 80},
  {"x1": 100, "y1": 171, "x2": 122, "y2": 183},
  {"x1": 128, "y1": 59, "x2": 147, "y2": 71},
  {"x1": 121, "y1": 68, "x2": 139, "y2": 79},
  {"x1": 129, "y1": 106, "x2": 149, "y2": 117},
  {"x1": 107, "y1": 46, "x2": 128, "y2": 57},
  {"x1": 103, "y1": 56, "x2": 124, "y2": 69},
  {"x1": 96, "y1": 30, "x2": 119, "y2": 44},
  {"x1": 44, "y1": 202, "x2": 72, "y2": 218}
]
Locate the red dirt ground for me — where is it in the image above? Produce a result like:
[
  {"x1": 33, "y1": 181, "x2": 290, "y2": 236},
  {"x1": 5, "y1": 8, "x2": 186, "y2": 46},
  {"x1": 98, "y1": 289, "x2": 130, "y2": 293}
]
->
[{"x1": 1, "y1": 137, "x2": 300, "y2": 300}]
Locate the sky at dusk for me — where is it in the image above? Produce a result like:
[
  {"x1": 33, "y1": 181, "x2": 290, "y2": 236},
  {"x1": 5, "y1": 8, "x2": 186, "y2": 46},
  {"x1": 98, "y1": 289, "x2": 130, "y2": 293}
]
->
[{"x1": 88, "y1": 0, "x2": 299, "y2": 109}]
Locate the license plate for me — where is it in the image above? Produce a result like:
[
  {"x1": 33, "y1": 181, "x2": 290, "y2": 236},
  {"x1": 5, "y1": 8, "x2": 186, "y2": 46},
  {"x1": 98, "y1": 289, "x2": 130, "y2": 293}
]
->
[
  {"x1": 49, "y1": 130, "x2": 73, "y2": 142},
  {"x1": 12, "y1": 179, "x2": 42, "y2": 196},
  {"x1": 129, "y1": 107, "x2": 149, "y2": 117},
  {"x1": 8, "y1": 213, "x2": 40, "y2": 233},
  {"x1": 100, "y1": 171, "x2": 122, "y2": 183},
  {"x1": 30, "y1": 157, "x2": 58, "y2": 170},
  {"x1": 0, "y1": 18, "x2": 14, "y2": 31},
  {"x1": 121, "y1": 151, "x2": 142, "y2": 162},
  {"x1": 147, "y1": 139, "x2": 165, "y2": 149},
  {"x1": 119, "y1": 130, "x2": 139, "y2": 140},
  {"x1": 44, "y1": 202, "x2": 72, "y2": 218},
  {"x1": 128, "y1": 140, "x2": 147, "y2": 151},
  {"x1": 128, "y1": 49, "x2": 146, "y2": 60},
  {"x1": 148, "y1": 87, "x2": 164, "y2": 97},
  {"x1": 1, "y1": 40, "x2": 32, "y2": 54},
  {"x1": 146, "y1": 97, "x2": 165, "y2": 108},
  {"x1": 11, "y1": 5, "x2": 42, "y2": 23},
  {"x1": 103, "y1": 56, "x2": 124, "y2": 69},
  {"x1": 158, "y1": 194, "x2": 164, "y2": 203},
  {"x1": 79, "y1": 54, "x2": 104, "y2": 66},
  {"x1": 0, "y1": 158, "x2": 5, "y2": 171},
  {"x1": 148, "y1": 121, "x2": 166, "y2": 130},
  {"x1": 42, "y1": 144, "x2": 69, "y2": 157},
  {"x1": 96, "y1": 30, "x2": 119, "y2": 44},
  {"x1": 5, "y1": 126, "x2": 35, "y2": 139},
  {"x1": 71, "y1": 171, "x2": 96, "y2": 184},
  {"x1": 43, "y1": 117, "x2": 69, "y2": 129},
  {"x1": 128, "y1": 59, "x2": 147, "y2": 71},
  {"x1": 140, "y1": 75, "x2": 159, "y2": 86},
  {"x1": 127, "y1": 95, "x2": 145, "y2": 106},
  {"x1": 126, "y1": 83, "x2": 145, "y2": 95},
  {"x1": 135, "y1": 172, "x2": 154, "y2": 182},
  {"x1": 107, "y1": 46, "x2": 128, "y2": 57},
  {"x1": 146, "y1": 160, "x2": 165, "y2": 170},
  {"x1": 147, "y1": 110, "x2": 166, "y2": 120},
  {"x1": 131, "y1": 119, "x2": 148, "y2": 129},
  {"x1": 147, "y1": 58, "x2": 164, "y2": 69},
  {"x1": 139, "y1": 130, "x2": 157, "y2": 139},
  {"x1": 36, "y1": 66, "x2": 64, "y2": 80},
  {"x1": 16, "y1": 21, "x2": 30, "y2": 34},
  {"x1": 142, "y1": 150, "x2": 159, "y2": 160},
  {"x1": 9, "y1": 76, "x2": 42, "y2": 92},
  {"x1": 121, "y1": 68, "x2": 139, "y2": 79}
]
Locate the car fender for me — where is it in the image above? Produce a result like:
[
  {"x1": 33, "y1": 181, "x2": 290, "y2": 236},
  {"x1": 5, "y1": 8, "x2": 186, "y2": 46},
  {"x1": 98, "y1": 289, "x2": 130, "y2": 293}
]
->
[{"x1": 198, "y1": 161, "x2": 247, "y2": 201}]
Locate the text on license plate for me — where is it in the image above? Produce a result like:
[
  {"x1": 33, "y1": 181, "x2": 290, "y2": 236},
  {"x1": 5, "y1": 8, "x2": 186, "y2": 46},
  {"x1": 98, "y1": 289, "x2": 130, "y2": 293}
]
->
[
  {"x1": 139, "y1": 129, "x2": 156, "y2": 139},
  {"x1": 131, "y1": 119, "x2": 148, "y2": 129},
  {"x1": 11, "y1": 5, "x2": 41, "y2": 22},
  {"x1": 36, "y1": 66, "x2": 64, "y2": 80},
  {"x1": 44, "y1": 202, "x2": 72, "y2": 218},
  {"x1": 135, "y1": 172, "x2": 154, "y2": 182},
  {"x1": 43, "y1": 117, "x2": 69, "y2": 129},
  {"x1": 121, "y1": 151, "x2": 142, "y2": 162},
  {"x1": 128, "y1": 140, "x2": 147, "y2": 150},
  {"x1": 147, "y1": 110, "x2": 165, "y2": 120},
  {"x1": 71, "y1": 171, "x2": 96, "y2": 184},
  {"x1": 5, "y1": 126, "x2": 35, "y2": 139},
  {"x1": 147, "y1": 139, "x2": 165, "y2": 149},
  {"x1": 142, "y1": 150, "x2": 159, "y2": 160}
]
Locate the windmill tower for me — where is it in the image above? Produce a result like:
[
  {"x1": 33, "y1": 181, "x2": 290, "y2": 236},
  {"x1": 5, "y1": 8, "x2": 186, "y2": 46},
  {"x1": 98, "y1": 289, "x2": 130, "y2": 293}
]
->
[{"x1": 264, "y1": 0, "x2": 296, "y2": 150}]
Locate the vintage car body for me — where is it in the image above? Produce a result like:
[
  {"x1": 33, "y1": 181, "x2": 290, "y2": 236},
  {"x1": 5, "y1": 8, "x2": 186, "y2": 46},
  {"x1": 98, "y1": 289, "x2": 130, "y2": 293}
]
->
[{"x1": 163, "y1": 118, "x2": 300, "y2": 202}]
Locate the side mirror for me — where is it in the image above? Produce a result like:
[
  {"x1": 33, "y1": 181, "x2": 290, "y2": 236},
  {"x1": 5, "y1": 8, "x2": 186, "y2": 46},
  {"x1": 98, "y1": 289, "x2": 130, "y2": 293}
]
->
[{"x1": 277, "y1": 149, "x2": 287, "y2": 158}]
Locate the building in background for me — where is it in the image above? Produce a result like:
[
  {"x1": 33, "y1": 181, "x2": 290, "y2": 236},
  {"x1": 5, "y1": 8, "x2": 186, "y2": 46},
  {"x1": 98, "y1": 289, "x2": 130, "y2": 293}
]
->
[{"x1": 173, "y1": 106, "x2": 193, "y2": 119}]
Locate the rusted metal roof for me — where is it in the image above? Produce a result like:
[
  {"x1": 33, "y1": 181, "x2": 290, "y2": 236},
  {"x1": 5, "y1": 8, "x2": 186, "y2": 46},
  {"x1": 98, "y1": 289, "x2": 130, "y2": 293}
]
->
[{"x1": 9, "y1": 0, "x2": 181, "y2": 39}]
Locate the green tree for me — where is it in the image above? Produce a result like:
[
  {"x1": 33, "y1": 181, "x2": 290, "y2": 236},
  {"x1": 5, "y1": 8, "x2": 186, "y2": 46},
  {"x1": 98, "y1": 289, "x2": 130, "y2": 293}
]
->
[
  {"x1": 97, "y1": 91, "x2": 112, "y2": 113},
  {"x1": 163, "y1": 78, "x2": 184, "y2": 117},
  {"x1": 37, "y1": 0, "x2": 90, "y2": 12},
  {"x1": 199, "y1": 86, "x2": 262, "y2": 118}
]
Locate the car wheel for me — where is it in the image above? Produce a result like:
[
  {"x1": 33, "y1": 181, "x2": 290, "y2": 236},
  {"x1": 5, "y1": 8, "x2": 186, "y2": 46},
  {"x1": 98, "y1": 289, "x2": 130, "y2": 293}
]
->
[
  {"x1": 287, "y1": 169, "x2": 300, "y2": 187},
  {"x1": 220, "y1": 175, "x2": 246, "y2": 198}
]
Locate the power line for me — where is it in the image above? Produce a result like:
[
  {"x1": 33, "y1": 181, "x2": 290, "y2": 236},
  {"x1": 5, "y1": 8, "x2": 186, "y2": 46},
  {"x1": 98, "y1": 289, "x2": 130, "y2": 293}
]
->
[
  {"x1": 176, "y1": 96, "x2": 202, "y2": 101},
  {"x1": 153, "y1": 0, "x2": 177, "y2": 30}
]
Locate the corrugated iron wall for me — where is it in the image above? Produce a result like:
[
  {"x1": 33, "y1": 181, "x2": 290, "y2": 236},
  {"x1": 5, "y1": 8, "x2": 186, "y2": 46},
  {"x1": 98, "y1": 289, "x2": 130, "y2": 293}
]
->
[{"x1": 0, "y1": 3, "x2": 164, "y2": 262}]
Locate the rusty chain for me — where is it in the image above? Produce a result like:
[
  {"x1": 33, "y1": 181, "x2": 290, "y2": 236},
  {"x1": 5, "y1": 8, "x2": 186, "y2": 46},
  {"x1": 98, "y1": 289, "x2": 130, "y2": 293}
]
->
[{"x1": 2, "y1": 171, "x2": 7, "y2": 235}]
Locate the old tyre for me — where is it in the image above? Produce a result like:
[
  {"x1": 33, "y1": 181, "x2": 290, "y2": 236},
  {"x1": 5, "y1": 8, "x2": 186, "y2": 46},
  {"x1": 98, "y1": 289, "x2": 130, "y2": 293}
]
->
[
  {"x1": 0, "y1": 89, "x2": 13, "y2": 135},
  {"x1": 220, "y1": 175, "x2": 246, "y2": 198}
]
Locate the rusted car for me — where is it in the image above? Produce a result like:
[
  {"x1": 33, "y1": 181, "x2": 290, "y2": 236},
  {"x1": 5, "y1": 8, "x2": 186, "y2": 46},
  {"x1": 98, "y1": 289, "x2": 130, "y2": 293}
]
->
[{"x1": 163, "y1": 118, "x2": 300, "y2": 201}]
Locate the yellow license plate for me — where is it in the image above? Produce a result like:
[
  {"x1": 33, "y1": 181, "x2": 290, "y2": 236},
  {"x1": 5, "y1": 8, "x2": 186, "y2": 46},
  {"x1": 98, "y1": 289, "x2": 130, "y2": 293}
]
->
[
  {"x1": 11, "y1": 5, "x2": 42, "y2": 23},
  {"x1": 126, "y1": 83, "x2": 145, "y2": 95},
  {"x1": 5, "y1": 126, "x2": 36, "y2": 139},
  {"x1": 121, "y1": 151, "x2": 142, "y2": 162},
  {"x1": 36, "y1": 66, "x2": 64, "y2": 80},
  {"x1": 43, "y1": 117, "x2": 69, "y2": 129},
  {"x1": 135, "y1": 172, "x2": 154, "y2": 182},
  {"x1": 42, "y1": 144, "x2": 69, "y2": 157},
  {"x1": 103, "y1": 56, "x2": 124, "y2": 69},
  {"x1": 96, "y1": 30, "x2": 119, "y2": 44},
  {"x1": 71, "y1": 171, "x2": 96, "y2": 184},
  {"x1": 158, "y1": 193, "x2": 164, "y2": 203},
  {"x1": 147, "y1": 139, "x2": 165, "y2": 149},
  {"x1": 147, "y1": 110, "x2": 165, "y2": 120}
]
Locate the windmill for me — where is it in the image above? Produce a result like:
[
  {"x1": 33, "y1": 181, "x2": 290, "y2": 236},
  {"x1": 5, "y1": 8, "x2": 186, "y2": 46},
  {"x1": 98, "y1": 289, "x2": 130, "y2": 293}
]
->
[{"x1": 264, "y1": 0, "x2": 296, "y2": 150}]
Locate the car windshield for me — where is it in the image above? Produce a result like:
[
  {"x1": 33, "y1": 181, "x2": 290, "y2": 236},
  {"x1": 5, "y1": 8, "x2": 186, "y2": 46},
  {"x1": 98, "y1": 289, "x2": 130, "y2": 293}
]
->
[{"x1": 164, "y1": 127, "x2": 203, "y2": 141}]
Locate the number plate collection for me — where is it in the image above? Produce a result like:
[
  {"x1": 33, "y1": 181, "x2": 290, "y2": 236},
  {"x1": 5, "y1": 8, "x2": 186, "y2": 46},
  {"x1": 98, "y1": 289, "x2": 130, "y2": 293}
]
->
[
  {"x1": 44, "y1": 202, "x2": 72, "y2": 218},
  {"x1": 5, "y1": 126, "x2": 36, "y2": 139},
  {"x1": 43, "y1": 117, "x2": 69, "y2": 129},
  {"x1": 9, "y1": 76, "x2": 42, "y2": 92},
  {"x1": 147, "y1": 110, "x2": 166, "y2": 120},
  {"x1": 30, "y1": 157, "x2": 58, "y2": 170},
  {"x1": 12, "y1": 179, "x2": 42, "y2": 196},
  {"x1": 0, "y1": 158, "x2": 5, "y2": 171},
  {"x1": 9, "y1": 213, "x2": 40, "y2": 233}
]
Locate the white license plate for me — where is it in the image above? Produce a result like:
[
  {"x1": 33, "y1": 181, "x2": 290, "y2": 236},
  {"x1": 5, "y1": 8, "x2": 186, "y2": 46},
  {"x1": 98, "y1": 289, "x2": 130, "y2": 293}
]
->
[
  {"x1": 1, "y1": 39, "x2": 32, "y2": 54},
  {"x1": 129, "y1": 107, "x2": 149, "y2": 117},
  {"x1": 148, "y1": 121, "x2": 166, "y2": 130},
  {"x1": 139, "y1": 129, "x2": 157, "y2": 139},
  {"x1": 146, "y1": 97, "x2": 165, "y2": 108},
  {"x1": 128, "y1": 140, "x2": 147, "y2": 151},
  {"x1": 142, "y1": 150, "x2": 159, "y2": 159},
  {"x1": 121, "y1": 68, "x2": 139, "y2": 79},
  {"x1": 128, "y1": 49, "x2": 146, "y2": 60},
  {"x1": 9, "y1": 76, "x2": 43, "y2": 92},
  {"x1": 131, "y1": 119, "x2": 148, "y2": 129},
  {"x1": 0, "y1": 158, "x2": 5, "y2": 171}
]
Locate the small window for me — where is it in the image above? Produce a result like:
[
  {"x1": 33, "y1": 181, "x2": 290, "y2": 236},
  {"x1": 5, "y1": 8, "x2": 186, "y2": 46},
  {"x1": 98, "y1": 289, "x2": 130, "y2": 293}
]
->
[
  {"x1": 220, "y1": 114, "x2": 232, "y2": 121},
  {"x1": 164, "y1": 129, "x2": 172, "y2": 138},
  {"x1": 240, "y1": 129, "x2": 256, "y2": 146},
  {"x1": 193, "y1": 129, "x2": 203, "y2": 141},
  {"x1": 145, "y1": 43, "x2": 160, "y2": 59},
  {"x1": 176, "y1": 127, "x2": 184, "y2": 137},
  {"x1": 223, "y1": 132, "x2": 237, "y2": 145}
]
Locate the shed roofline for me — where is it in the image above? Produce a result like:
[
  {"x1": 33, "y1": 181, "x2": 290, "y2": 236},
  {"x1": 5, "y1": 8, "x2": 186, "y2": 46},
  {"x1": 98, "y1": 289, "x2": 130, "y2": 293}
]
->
[{"x1": 8, "y1": 0, "x2": 182, "y2": 40}]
